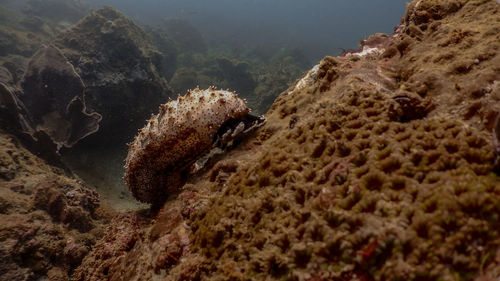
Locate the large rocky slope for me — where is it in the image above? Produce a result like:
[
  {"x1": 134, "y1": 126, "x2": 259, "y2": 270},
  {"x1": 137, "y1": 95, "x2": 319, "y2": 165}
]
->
[
  {"x1": 0, "y1": 130, "x2": 114, "y2": 280},
  {"x1": 0, "y1": 5, "x2": 172, "y2": 280},
  {"x1": 74, "y1": 0, "x2": 500, "y2": 280},
  {"x1": 54, "y1": 6, "x2": 173, "y2": 145}
]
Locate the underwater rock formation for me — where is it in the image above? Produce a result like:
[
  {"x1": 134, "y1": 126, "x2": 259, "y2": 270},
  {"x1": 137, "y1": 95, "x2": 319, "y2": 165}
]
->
[
  {"x1": 72, "y1": 212, "x2": 142, "y2": 281},
  {"x1": 144, "y1": 26, "x2": 179, "y2": 81},
  {"x1": 54, "y1": 6, "x2": 172, "y2": 144},
  {"x1": 21, "y1": 0, "x2": 89, "y2": 24},
  {"x1": 162, "y1": 18, "x2": 207, "y2": 54},
  {"x1": 76, "y1": 0, "x2": 500, "y2": 280},
  {"x1": 494, "y1": 113, "x2": 500, "y2": 173},
  {"x1": 169, "y1": 49, "x2": 307, "y2": 115},
  {"x1": 0, "y1": 131, "x2": 110, "y2": 280},
  {"x1": 19, "y1": 44, "x2": 101, "y2": 150},
  {"x1": 395, "y1": 0, "x2": 500, "y2": 130},
  {"x1": 169, "y1": 56, "x2": 256, "y2": 101},
  {"x1": 0, "y1": 70, "x2": 30, "y2": 134},
  {"x1": 125, "y1": 87, "x2": 264, "y2": 206},
  {"x1": 0, "y1": 4, "x2": 56, "y2": 84}
]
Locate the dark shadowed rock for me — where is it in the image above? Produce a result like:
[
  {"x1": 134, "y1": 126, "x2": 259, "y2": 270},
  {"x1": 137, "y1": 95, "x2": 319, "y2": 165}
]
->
[
  {"x1": 0, "y1": 80, "x2": 28, "y2": 132},
  {"x1": 54, "y1": 7, "x2": 173, "y2": 145},
  {"x1": 19, "y1": 44, "x2": 101, "y2": 150},
  {"x1": 494, "y1": 113, "x2": 500, "y2": 173}
]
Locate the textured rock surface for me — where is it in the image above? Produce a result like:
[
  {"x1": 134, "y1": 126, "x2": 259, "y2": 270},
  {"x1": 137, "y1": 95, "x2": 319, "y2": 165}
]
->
[
  {"x1": 0, "y1": 10, "x2": 45, "y2": 94},
  {"x1": 124, "y1": 87, "x2": 259, "y2": 206},
  {"x1": 0, "y1": 131, "x2": 112, "y2": 280},
  {"x1": 54, "y1": 6, "x2": 173, "y2": 144},
  {"x1": 76, "y1": 0, "x2": 500, "y2": 280}
]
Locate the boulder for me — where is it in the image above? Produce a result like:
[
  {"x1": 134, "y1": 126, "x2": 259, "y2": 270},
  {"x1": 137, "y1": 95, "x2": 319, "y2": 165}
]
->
[
  {"x1": 19, "y1": 44, "x2": 101, "y2": 150},
  {"x1": 54, "y1": 7, "x2": 173, "y2": 144}
]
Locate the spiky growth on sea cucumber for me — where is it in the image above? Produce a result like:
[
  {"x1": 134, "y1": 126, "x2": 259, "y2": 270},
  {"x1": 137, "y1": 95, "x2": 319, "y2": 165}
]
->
[{"x1": 124, "y1": 87, "x2": 256, "y2": 206}]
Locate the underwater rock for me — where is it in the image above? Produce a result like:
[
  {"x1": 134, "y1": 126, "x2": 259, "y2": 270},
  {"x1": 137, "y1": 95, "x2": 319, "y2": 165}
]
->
[
  {"x1": 125, "y1": 87, "x2": 265, "y2": 206},
  {"x1": 215, "y1": 57, "x2": 256, "y2": 95},
  {"x1": 32, "y1": 178, "x2": 99, "y2": 232},
  {"x1": 494, "y1": 113, "x2": 500, "y2": 173},
  {"x1": 54, "y1": 6, "x2": 172, "y2": 144},
  {"x1": 144, "y1": 26, "x2": 179, "y2": 80},
  {"x1": 19, "y1": 44, "x2": 101, "y2": 150},
  {"x1": 21, "y1": 0, "x2": 89, "y2": 24},
  {"x1": 86, "y1": 0, "x2": 500, "y2": 280},
  {"x1": 0, "y1": 132, "x2": 108, "y2": 280},
  {"x1": 0, "y1": 79, "x2": 31, "y2": 133},
  {"x1": 169, "y1": 57, "x2": 256, "y2": 101},
  {"x1": 0, "y1": 4, "x2": 56, "y2": 68},
  {"x1": 72, "y1": 212, "x2": 141, "y2": 281},
  {"x1": 73, "y1": 206, "x2": 193, "y2": 281},
  {"x1": 404, "y1": 0, "x2": 463, "y2": 26},
  {"x1": 396, "y1": 0, "x2": 500, "y2": 131}
]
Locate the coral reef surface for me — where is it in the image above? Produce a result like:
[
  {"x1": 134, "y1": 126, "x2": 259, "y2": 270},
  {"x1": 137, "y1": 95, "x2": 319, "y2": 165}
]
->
[
  {"x1": 75, "y1": 0, "x2": 500, "y2": 280},
  {"x1": 1, "y1": 0, "x2": 499, "y2": 280}
]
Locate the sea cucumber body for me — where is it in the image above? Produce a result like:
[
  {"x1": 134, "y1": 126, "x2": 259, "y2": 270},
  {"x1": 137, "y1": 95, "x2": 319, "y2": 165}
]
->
[{"x1": 124, "y1": 87, "x2": 249, "y2": 205}]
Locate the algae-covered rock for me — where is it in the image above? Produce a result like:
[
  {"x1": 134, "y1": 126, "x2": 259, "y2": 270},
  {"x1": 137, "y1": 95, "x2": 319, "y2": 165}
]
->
[
  {"x1": 0, "y1": 4, "x2": 55, "y2": 82},
  {"x1": 69, "y1": 0, "x2": 500, "y2": 280},
  {"x1": 169, "y1": 49, "x2": 307, "y2": 115},
  {"x1": 21, "y1": 0, "x2": 89, "y2": 24},
  {"x1": 0, "y1": 131, "x2": 109, "y2": 280},
  {"x1": 54, "y1": 6, "x2": 173, "y2": 144},
  {"x1": 170, "y1": 56, "x2": 256, "y2": 99},
  {"x1": 76, "y1": 0, "x2": 500, "y2": 280},
  {"x1": 398, "y1": 0, "x2": 500, "y2": 130},
  {"x1": 144, "y1": 26, "x2": 179, "y2": 80}
]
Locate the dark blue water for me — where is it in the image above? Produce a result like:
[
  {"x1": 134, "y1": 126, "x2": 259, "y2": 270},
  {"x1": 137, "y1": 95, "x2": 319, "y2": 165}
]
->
[{"x1": 87, "y1": 0, "x2": 407, "y2": 61}]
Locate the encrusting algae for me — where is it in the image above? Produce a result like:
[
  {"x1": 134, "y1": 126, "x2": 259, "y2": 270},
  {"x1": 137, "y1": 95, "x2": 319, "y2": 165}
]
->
[{"x1": 74, "y1": 0, "x2": 500, "y2": 280}]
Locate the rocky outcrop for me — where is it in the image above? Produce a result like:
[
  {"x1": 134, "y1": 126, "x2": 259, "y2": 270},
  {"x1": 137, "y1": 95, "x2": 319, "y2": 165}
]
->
[
  {"x1": 71, "y1": 212, "x2": 143, "y2": 281},
  {"x1": 19, "y1": 44, "x2": 101, "y2": 150},
  {"x1": 0, "y1": 68, "x2": 30, "y2": 134},
  {"x1": 0, "y1": 131, "x2": 111, "y2": 280},
  {"x1": 162, "y1": 18, "x2": 207, "y2": 54},
  {"x1": 54, "y1": 6, "x2": 173, "y2": 144},
  {"x1": 168, "y1": 50, "x2": 307, "y2": 115},
  {"x1": 494, "y1": 114, "x2": 500, "y2": 173},
  {"x1": 76, "y1": 0, "x2": 500, "y2": 280},
  {"x1": 20, "y1": 0, "x2": 89, "y2": 24},
  {"x1": 145, "y1": 26, "x2": 179, "y2": 80}
]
